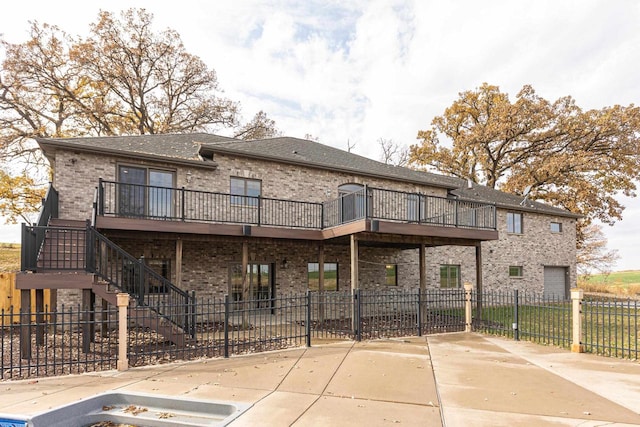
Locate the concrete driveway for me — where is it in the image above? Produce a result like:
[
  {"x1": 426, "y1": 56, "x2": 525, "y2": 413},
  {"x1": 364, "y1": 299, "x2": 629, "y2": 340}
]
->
[{"x1": 1, "y1": 333, "x2": 639, "y2": 426}]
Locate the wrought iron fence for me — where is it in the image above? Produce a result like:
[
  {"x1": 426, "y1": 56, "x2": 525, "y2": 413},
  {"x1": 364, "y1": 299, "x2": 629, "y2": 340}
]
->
[
  {"x1": 582, "y1": 295, "x2": 639, "y2": 359},
  {"x1": 473, "y1": 290, "x2": 572, "y2": 349},
  {"x1": 1, "y1": 304, "x2": 119, "y2": 380},
  {"x1": 3, "y1": 289, "x2": 466, "y2": 379}
]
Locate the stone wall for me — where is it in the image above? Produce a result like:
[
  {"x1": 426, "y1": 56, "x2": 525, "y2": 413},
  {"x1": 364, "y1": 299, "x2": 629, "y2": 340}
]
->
[{"x1": 422, "y1": 209, "x2": 577, "y2": 292}]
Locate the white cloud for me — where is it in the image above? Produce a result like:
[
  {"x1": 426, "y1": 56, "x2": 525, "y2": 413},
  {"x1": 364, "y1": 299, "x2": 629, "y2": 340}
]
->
[{"x1": 1, "y1": 0, "x2": 638, "y2": 270}]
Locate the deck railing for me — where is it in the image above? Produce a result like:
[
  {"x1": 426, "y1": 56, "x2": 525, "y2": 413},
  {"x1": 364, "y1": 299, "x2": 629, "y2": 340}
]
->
[{"x1": 99, "y1": 181, "x2": 497, "y2": 231}]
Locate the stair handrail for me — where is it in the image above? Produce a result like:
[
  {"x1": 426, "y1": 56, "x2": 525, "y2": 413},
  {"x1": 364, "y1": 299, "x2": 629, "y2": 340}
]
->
[
  {"x1": 21, "y1": 183, "x2": 59, "y2": 271},
  {"x1": 87, "y1": 225, "x2": 192, "y2": 331}
]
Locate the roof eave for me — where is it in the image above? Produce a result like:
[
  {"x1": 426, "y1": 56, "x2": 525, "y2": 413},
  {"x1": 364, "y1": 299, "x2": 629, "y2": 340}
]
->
[{"x1": 36, "y1": 138, "x2": 218, "y2": 170}]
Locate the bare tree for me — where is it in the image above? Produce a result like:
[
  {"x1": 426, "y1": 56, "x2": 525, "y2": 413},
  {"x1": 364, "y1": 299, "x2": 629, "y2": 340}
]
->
[{"x1": 379, "y1": 138, "x2": 409, "y2": 166}]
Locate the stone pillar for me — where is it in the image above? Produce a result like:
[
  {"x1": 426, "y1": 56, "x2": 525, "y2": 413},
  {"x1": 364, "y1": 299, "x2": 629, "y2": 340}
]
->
[
  {"x1": 117, "y1": 293, "x2": 130, "y2": 371},
  {"x1": 464, "y1": 282, "x2": 473, "y2": 332},
  {"x1": 571, "y1": 288, "x2": 584, "y2": 353}
]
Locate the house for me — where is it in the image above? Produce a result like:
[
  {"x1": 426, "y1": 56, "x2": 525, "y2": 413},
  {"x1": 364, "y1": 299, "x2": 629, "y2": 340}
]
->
[{"x1": 16, "y1": 134, "x2": 578, "y2": 321}]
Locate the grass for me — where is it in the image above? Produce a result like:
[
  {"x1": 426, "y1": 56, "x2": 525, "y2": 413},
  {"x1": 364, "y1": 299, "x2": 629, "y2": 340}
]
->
[
  {"x1": 578, "y1": 270, "x2": 640, "y2": 297},
  {"x1": 0, "y1": 243, "x2": 20, "y2": 272}
]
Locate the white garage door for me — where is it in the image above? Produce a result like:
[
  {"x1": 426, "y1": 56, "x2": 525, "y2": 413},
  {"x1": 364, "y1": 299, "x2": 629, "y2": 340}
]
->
[{"x1": 544, "y1": 267, "x2": 568, "y2": 299}]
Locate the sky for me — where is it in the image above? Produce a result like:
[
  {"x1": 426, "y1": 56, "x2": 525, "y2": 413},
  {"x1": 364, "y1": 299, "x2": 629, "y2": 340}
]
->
[{"x1": 1, "y1": 0, "x2": 638, "y2": 270}]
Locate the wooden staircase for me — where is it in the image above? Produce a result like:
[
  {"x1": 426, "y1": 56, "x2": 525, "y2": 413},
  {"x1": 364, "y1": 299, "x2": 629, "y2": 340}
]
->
[{"x1": 18, "y1": 220, "x2": 191, "y2": 346}]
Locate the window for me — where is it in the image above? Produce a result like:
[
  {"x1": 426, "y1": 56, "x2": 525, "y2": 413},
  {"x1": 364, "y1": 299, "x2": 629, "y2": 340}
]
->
[
  {"x1": 230, "y1": 177, "x2": 261, "y2": 206},
  {"x1": 308, "y1": 262, "x2": 338, "y2": 291},
  {"x1": 550, "y1": 222, "x2": 562, "y2": 233},
  {"x1": 338, "y1": 183, "x2": 369, "y2": 222},
  {"x1": 440, "y1": 265, "x2": 460, "y2": 288},
  {"x1": 507, "y1": 212, "x2": 523, "y2": 234},
  {"x1": 229, "y1": 263, "x2": 273, "y2": 309},
  {"x1": 509, "y1": 266, "x2": 523, "y2": 278},
  {"x1": 385, "y1": 264, "x2": 398, "y2": 286},
  {"x1": 118, "y1": 165, "x2": 175, "y2": 217}
]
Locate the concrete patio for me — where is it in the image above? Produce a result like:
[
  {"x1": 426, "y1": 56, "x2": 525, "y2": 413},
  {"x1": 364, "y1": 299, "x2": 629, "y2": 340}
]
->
[{"x1": 1, "y1": 332, "x2": 639, "y2": 426}]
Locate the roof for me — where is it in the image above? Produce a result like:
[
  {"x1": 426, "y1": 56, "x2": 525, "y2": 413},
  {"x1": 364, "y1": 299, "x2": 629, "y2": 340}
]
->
[
  {"x1": 35, "y1": 133, "x2": 580, "y2": 218},
  {"x1": 451, "y1": 179, "x2": 582, "y2": 219},
  {"x1": 201, "y1": 136, "x2": 460, "y2": 189}
]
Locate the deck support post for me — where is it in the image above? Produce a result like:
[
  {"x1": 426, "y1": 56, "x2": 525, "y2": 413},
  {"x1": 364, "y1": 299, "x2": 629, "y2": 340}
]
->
[
  {"x1": 82, "y1": 288, "x2": 96, "y2": 353},
  {"x1": 475, "y1": 242, "x2": 483, "y2": 318},
  {"x1": 35, "y1": 289, "x2": 44, "y2": 346},
  {"x1": 350, "y1": 235, "x2": 359, "y2": 335},
  {"x1": 175, "y1": 238, "x2": 183, "y2": 288},
  {"x1": 419, "y1": 244, "x2": 427, "y2": 333},
  {"x1": 318, "y1": 243, "x2": 325, "y2": 323},
  {"x1": 20, "y1": 289, "x2": 31, "y2": 360}
]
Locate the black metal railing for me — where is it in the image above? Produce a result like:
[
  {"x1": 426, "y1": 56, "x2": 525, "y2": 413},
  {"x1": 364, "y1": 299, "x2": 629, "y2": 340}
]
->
[
  {"x1": 21, "y1": 184, "x2": 59, "y2": 271},
  {"x1": 100, "y1": 180, "x2": 324, "y2": 229},
  {"x1": 366, "y1": 187, "x2": 496, "y2": 229},
  {"x1": 89, "y1": 227, "x2": 193, "y2": 332},
  {"x1": 98, "y1": 181, "x2": 497, "y2": 231},
  {"x1": 1, "y1": 303, "x2": 119, "y2": 380},
  {"x1": 473, "y1": 290, "x2": 572, "y2": 348},
  {"x1": 582, "y1": 295, "x2": 639, "y2": 359}
]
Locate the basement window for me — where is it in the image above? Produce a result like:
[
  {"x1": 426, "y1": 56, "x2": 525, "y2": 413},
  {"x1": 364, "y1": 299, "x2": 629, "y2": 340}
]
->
[{"x1": 509, "y1": 266, "x2": 523, "y2": 278}]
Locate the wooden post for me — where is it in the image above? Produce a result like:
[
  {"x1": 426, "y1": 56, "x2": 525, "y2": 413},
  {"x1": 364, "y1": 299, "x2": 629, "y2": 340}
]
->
[
  {"x1": 350, "y1": 235, "x2": 359, "y2": 335},
  {"x1": 241, "y1": 241, "x2": 249, "y2": 327},
  {"x1": 35, "y1": 289, "x2": 44, "y2": 346},
  {"x1": 464, "y1": 282, "x2": 473, "y2": 332},
  {"x1": 475, "y1": 243, "x2": 483, "y2": 317},
  {"x1": 350, "y1": 235, "x2": 359, "y2": 291},
  {"x1": 571, "y1": 288, "x2": 585, "y2": 353},
  {"x1": 175, "y1": 238, "x2": 183, "y2": 287},
  {"x1": 318, "y1": 243, "x2": 325, "y2": 323},
  {"x1": 117, "y1": 293, "x2": 130, "y2": 371},
  {"x1": 419, "y1": 244, "x2": 426, "y2": 291},
  {"x1": 20, "y1": 290, "x2": 31, "y2": 360},
  {"x1": 318, "y1": 243, "x2": 325, "y2": 292},
  {"x1": 82, "y1": 289, "x2": 96, "y2": 353},
  {"x1": 419, "y1": 244, "x2": 427, "y2": 329}
]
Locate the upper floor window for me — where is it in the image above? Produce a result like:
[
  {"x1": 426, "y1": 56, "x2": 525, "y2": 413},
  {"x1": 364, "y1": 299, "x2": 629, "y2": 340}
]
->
[
  {"x1": 550, "y1": 222, "x2": 562, "y2": 233},
  {"x1": 231, "y1": 177, "x2": 261, "y2": 206},
  {"x1": 118, "y1": 165, "x2": 175, "y2": 218},
  {"x1": 440, "y1": 264, "x2": 460, "y2": 289},
  {"x1": 507, "y1": 212, "x2": 523, "y2": 234}
]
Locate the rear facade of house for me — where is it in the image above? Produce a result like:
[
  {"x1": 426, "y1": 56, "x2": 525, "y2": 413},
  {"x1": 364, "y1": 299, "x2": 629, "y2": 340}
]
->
[{"x1": 17, "y1": 133, "x2": 579, "y2": 310}]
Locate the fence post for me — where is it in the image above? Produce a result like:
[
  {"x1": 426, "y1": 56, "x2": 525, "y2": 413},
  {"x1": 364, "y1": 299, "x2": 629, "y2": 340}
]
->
[
  {"x1": 513, "y1": 289, "x2": 519, "y2": 341},
  {"x1": 571, "y1": 288, "x2": 584, "y2": 353},
  {"x1": 306, "y1": 290, "x2": 312, "y2": 347},
  {"x1": 417, "y1": 290, "x2": 423, "y2": 337},
  {"x1": 117, "y1": 293, "x2": 130, "y2": 371},
  {"x1": 224, "y1": 294, "x2": 230, "y2": 358},
  {"x1": 354, "y1": 289, "x2": 362, "y2": 341},
  {"x1": 464, "y1": 282, "x2": 473, "y2": 332}
]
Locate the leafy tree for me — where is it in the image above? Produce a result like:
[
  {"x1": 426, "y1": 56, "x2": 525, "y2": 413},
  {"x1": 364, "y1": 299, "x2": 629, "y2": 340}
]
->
[
  {"x1": 577, "y1": 224, "x2": 619, "y2": 276},
  {"x1": 409, "y1": 83, "x2": 640, "y2": 244},
  {"x1": 0, "y1": 8, "x2": 279, "y2": 222},
  {"x1": 233, "y1": 110, "x2": 280, "y2": 140},
  {"x1": 0, "y1": 170, "x2": 45, "y2": 224}
]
